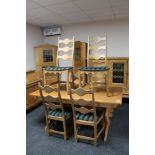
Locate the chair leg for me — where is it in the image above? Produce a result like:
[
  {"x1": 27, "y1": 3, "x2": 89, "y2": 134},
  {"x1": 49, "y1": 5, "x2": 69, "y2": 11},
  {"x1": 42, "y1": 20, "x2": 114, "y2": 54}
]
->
[
  {"x1": 46, "y1": 117, "x2": 50, "y2": 135},
  {"x1": 79, "y1": 71, "x2": 81, "y2": 87},
  {"x1": 63, "y1": 120, "x2": 67, "y2": 141},
  {"x1": 94, "y1": 141, "x2": 97, "y2": 147},
  {"x1": 66, "y1": 70, "x2": 69, "y2": 94},
  {"x1": 105, "y1": 72, "x2": 112, "y2": 97},
  {"x1": 88, "y1": 73, "x2": 92, "y2": 89},
  {"x1": 94, "y1": 125, "x2": 97, "y2": 147},
  {"x1": 74, "y1": 123, "x2": 78, "y2": 143},
  {"x1": 71, "y1": 70, "x2": 75, "y2": 88},
  {"x1": 101, "y1": 117, "x2": 106, "y2": 140}
]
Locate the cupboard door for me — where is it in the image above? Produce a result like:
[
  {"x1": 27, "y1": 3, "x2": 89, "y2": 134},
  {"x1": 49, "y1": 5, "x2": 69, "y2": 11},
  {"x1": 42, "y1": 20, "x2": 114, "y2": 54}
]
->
[
  {"x1": 74, "y1": 42, "x2": 87, "y2": 77},
  {"x1": 35, "y1": 46, "x2": 57, "y2": 67},
  {"x1": 26, "y1": 82, "x2": 41, "y2": 110},
  {"x1": 109, "y1": 60, "x2": 128, "y2": 88},
  {"x1": 42, "y1": 47, "x2": 56, "y2": 67}
]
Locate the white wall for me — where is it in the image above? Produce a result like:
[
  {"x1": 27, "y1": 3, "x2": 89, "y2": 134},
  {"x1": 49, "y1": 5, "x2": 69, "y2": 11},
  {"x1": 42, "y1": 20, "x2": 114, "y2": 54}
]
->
[
  {"x1": 26, "y1": 19, "x2": 128, "y2": 72},
  {"x1": 26, "y1": 23, "x2": 43, "y2": 71},
  {"x1": 43, "y1": 19, "x2": 129, "y2": 57}
]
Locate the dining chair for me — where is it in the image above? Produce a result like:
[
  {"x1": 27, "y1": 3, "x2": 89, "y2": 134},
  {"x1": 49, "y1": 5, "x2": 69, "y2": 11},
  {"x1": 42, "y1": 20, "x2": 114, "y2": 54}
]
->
[
  {"x1": 43, "y1": 36, "x2": 75, "y2": 94},
  {"x1": 38, "y1": 82, "x2": 71, "y2": 141},
  {"x1": 78, "y1": 35, "x2": 111, "y2": 96},
  {"x1": 70, "y1": 87, "x2": 105, "y2": 146}
]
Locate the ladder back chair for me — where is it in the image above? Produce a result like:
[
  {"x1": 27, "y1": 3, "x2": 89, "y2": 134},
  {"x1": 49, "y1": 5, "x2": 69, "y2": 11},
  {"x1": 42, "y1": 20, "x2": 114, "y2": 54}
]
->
[
  {"x1": 70, "y1": 87, "x2": 105, "y2": 146},
  {"x1": 43, "y1": 37, "x2": 75, "y2": 94},
  {"x1": 38, "y1": 82, "x2": 71, "y2": 141},
  {"x1": 78, "y1": 35, "x2": 111, "y2": 96}
]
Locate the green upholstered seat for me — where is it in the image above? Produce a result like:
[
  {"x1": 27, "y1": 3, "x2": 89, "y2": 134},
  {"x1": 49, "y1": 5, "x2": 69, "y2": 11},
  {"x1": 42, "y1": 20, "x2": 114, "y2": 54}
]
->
[
  {"x1": 78, "y1": 66, "x2": 109, "y2": 72},
  {"x1": 45, "y1": 66, "x2": 73, "y2": 71},
  {"x1": 48, "y1": 109, "x2": 71, "y2": 119},
  {"x1": 75, "y1": 112, "x2": 102, "y2": 122}
]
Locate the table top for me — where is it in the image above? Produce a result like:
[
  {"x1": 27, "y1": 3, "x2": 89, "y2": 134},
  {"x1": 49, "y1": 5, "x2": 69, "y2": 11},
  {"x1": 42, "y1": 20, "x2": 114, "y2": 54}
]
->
[{"x1": 30, "y1": 87, "x2": 122, "y2": 108}]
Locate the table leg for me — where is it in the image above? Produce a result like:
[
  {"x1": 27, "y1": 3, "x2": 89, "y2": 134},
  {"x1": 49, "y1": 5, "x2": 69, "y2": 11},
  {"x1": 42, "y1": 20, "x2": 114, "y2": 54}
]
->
[{"x1": 104, "y1": 107, "x2": 114, "y2": 141}]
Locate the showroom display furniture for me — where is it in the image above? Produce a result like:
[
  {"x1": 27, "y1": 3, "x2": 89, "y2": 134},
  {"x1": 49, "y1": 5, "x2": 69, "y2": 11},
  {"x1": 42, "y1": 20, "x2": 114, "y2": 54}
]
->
[
  {"x1": 31, "y1": 85, "x2": 123, "y2": 142},
  {"x1": 26, "y1": 70, "x2": 41, "y2": 110},
  {"x1": 43, "y1": 37, "x2": 75, "y2": 94},
  {"x1": 38, "y1": 82, "x2": 71, "y2": 141},
  {"x1": 35, "y1": 44, "x2": 58, "y2": 85},
  {"x1": 78, "y1": 35, "x2": 111, "y2": 96},
  {"x1": 70, "y1": 87, "x2": 105, "y2": 146},
  {"x1": 73, "y1": 41, "x2": 87, "y2": 85},
  {"x1": 87, "y1": 57, "x2": 129, "y2": 97}
]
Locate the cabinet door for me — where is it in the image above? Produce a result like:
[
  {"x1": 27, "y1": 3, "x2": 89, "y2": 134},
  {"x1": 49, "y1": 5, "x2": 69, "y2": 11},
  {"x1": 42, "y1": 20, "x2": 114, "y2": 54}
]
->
[
  {"x1": 26, "y1": 82, "x2": 41, "y2": 110},
  {"x1": 42, "y1": 47, "x2": 56, "y2": 66},
  {"x1": 109, "y1": 60, "x2": 128, "y2": 88},
  {"x1": 35, "y1": 47, "x2": 57, "y2": 67},
  {"x1": 74, "y1": 42, "x2": 87, "y2": 77}
]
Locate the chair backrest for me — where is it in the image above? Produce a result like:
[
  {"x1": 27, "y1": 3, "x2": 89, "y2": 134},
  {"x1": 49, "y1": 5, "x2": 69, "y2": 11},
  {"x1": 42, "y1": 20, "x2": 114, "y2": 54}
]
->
[
  {"x1": 57, "y1": 37, "x2": 75, "y2": 67},
  {"x1": 38, "y1": 82, "x2": 64, "y2": 115},
  {"x1": 70, "y1": 87, "x2": 97, "y2": 121},
  {"x1": 87, "y1": 35, "x2": 107, "y2": 66}
]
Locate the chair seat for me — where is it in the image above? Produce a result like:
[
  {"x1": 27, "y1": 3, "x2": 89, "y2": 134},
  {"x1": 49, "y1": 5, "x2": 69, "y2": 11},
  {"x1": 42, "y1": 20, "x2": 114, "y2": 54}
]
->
[
  {"x1": 76, "y1": 112, "x2": 102, "y2": 122},
  {"x1": 78, "y1": 66, "x2": 109, "y2": 72},
  {"x1": 48, "y1": 109, "x2": 71, "y2": 119},
  {"x1": 45, "y1": 66, "x2": 73, "y2": 71}
]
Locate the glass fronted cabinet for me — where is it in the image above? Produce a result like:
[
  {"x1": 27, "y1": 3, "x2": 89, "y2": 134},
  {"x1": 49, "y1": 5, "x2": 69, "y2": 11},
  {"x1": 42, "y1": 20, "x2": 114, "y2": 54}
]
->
[
  {"x1": 74, "y1": 41, "x2": 87, "y2": 77},
  {"x1": 109, "y1": 58, "x2": 129, "y2": 96},
  {"x1": 35, "y1": 44, "x2": 58, "y2": 85},
  {"x1": 43, "y1": 50, "x2": 53, "y2": 62}
]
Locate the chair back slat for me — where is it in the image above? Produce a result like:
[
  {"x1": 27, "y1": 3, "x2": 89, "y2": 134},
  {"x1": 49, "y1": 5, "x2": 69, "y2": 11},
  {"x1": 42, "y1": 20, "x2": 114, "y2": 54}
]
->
[
  {"x1": 59, "y1": 47, "x2": 73, "y2": 52},
  {"x1": 58, "y1": 54, "x2": 73, "y2": 60},
  {"x1": 71, "y1": 87, "x2": 93, "y2": 96},
  {"x1": 89, "y1": 45, "x2": 106, "y2": 51},
  {"x1": 59, "y1": 38, "x2": 73, "y2": 44},
  {"x1": 73, "y1": 99, "x2": 92, "y2": 106},
  {"x1": 44, "y1": 95, "x2": 59, "y2": 103},
  {"x1": 89, "y1": 36, "x2": 106, "y2": 42},
  {"x1": 39, "y1": 82, "x2": 59, "y2": 92},
  {"x1": 41, "y1": 85, "x2": 58, "y2": 93},
  {"x1": 75, "y1": 107, "x2": 94, "y2": 114},
  {"x1": 47, "y1": 103, "x2": 62, "y2": 110}
]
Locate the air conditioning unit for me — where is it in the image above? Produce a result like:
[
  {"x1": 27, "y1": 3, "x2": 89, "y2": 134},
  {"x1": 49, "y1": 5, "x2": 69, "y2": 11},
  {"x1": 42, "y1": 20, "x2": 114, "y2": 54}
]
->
[{"x1": 42, "y1": 26, "x2": 62, "y2": 36}]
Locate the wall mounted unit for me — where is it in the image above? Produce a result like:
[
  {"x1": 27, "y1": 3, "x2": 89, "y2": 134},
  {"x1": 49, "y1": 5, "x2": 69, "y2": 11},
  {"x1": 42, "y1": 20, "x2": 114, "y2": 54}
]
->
[{"x1": 42, "y1": 26, "x2": 62, "y2": 36}]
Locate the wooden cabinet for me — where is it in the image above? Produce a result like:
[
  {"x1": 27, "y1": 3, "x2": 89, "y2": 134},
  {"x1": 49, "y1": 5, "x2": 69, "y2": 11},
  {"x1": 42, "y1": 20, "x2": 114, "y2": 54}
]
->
[
  {"x1": 26, "y1": 70, "x2": 41, "y2": 110},
  {"x1": 74, "y1": 41, "x2": 87, "y2": 77},
  {"x1": 73, "y1": 41, "x2": 87, "y2": 85},
  {"x1": 35, "y1": 42, "x2": 87, "y2": 85},
  {"x1": 35, "y1": 44, "x2": 58, "y2": 85},
  {"x1": 108, "y1": 58, "x2": 129, "y2": 96},
  {"x1": 88, "y1": 57, "x2": 129, "y2": 96}
]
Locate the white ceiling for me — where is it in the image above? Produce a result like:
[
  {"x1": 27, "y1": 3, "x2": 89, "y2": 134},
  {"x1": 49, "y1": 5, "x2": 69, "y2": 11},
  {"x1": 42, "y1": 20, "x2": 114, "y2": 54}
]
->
[{"x1": 26, "y1": 0, "x2": 129, "y2": 27}]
